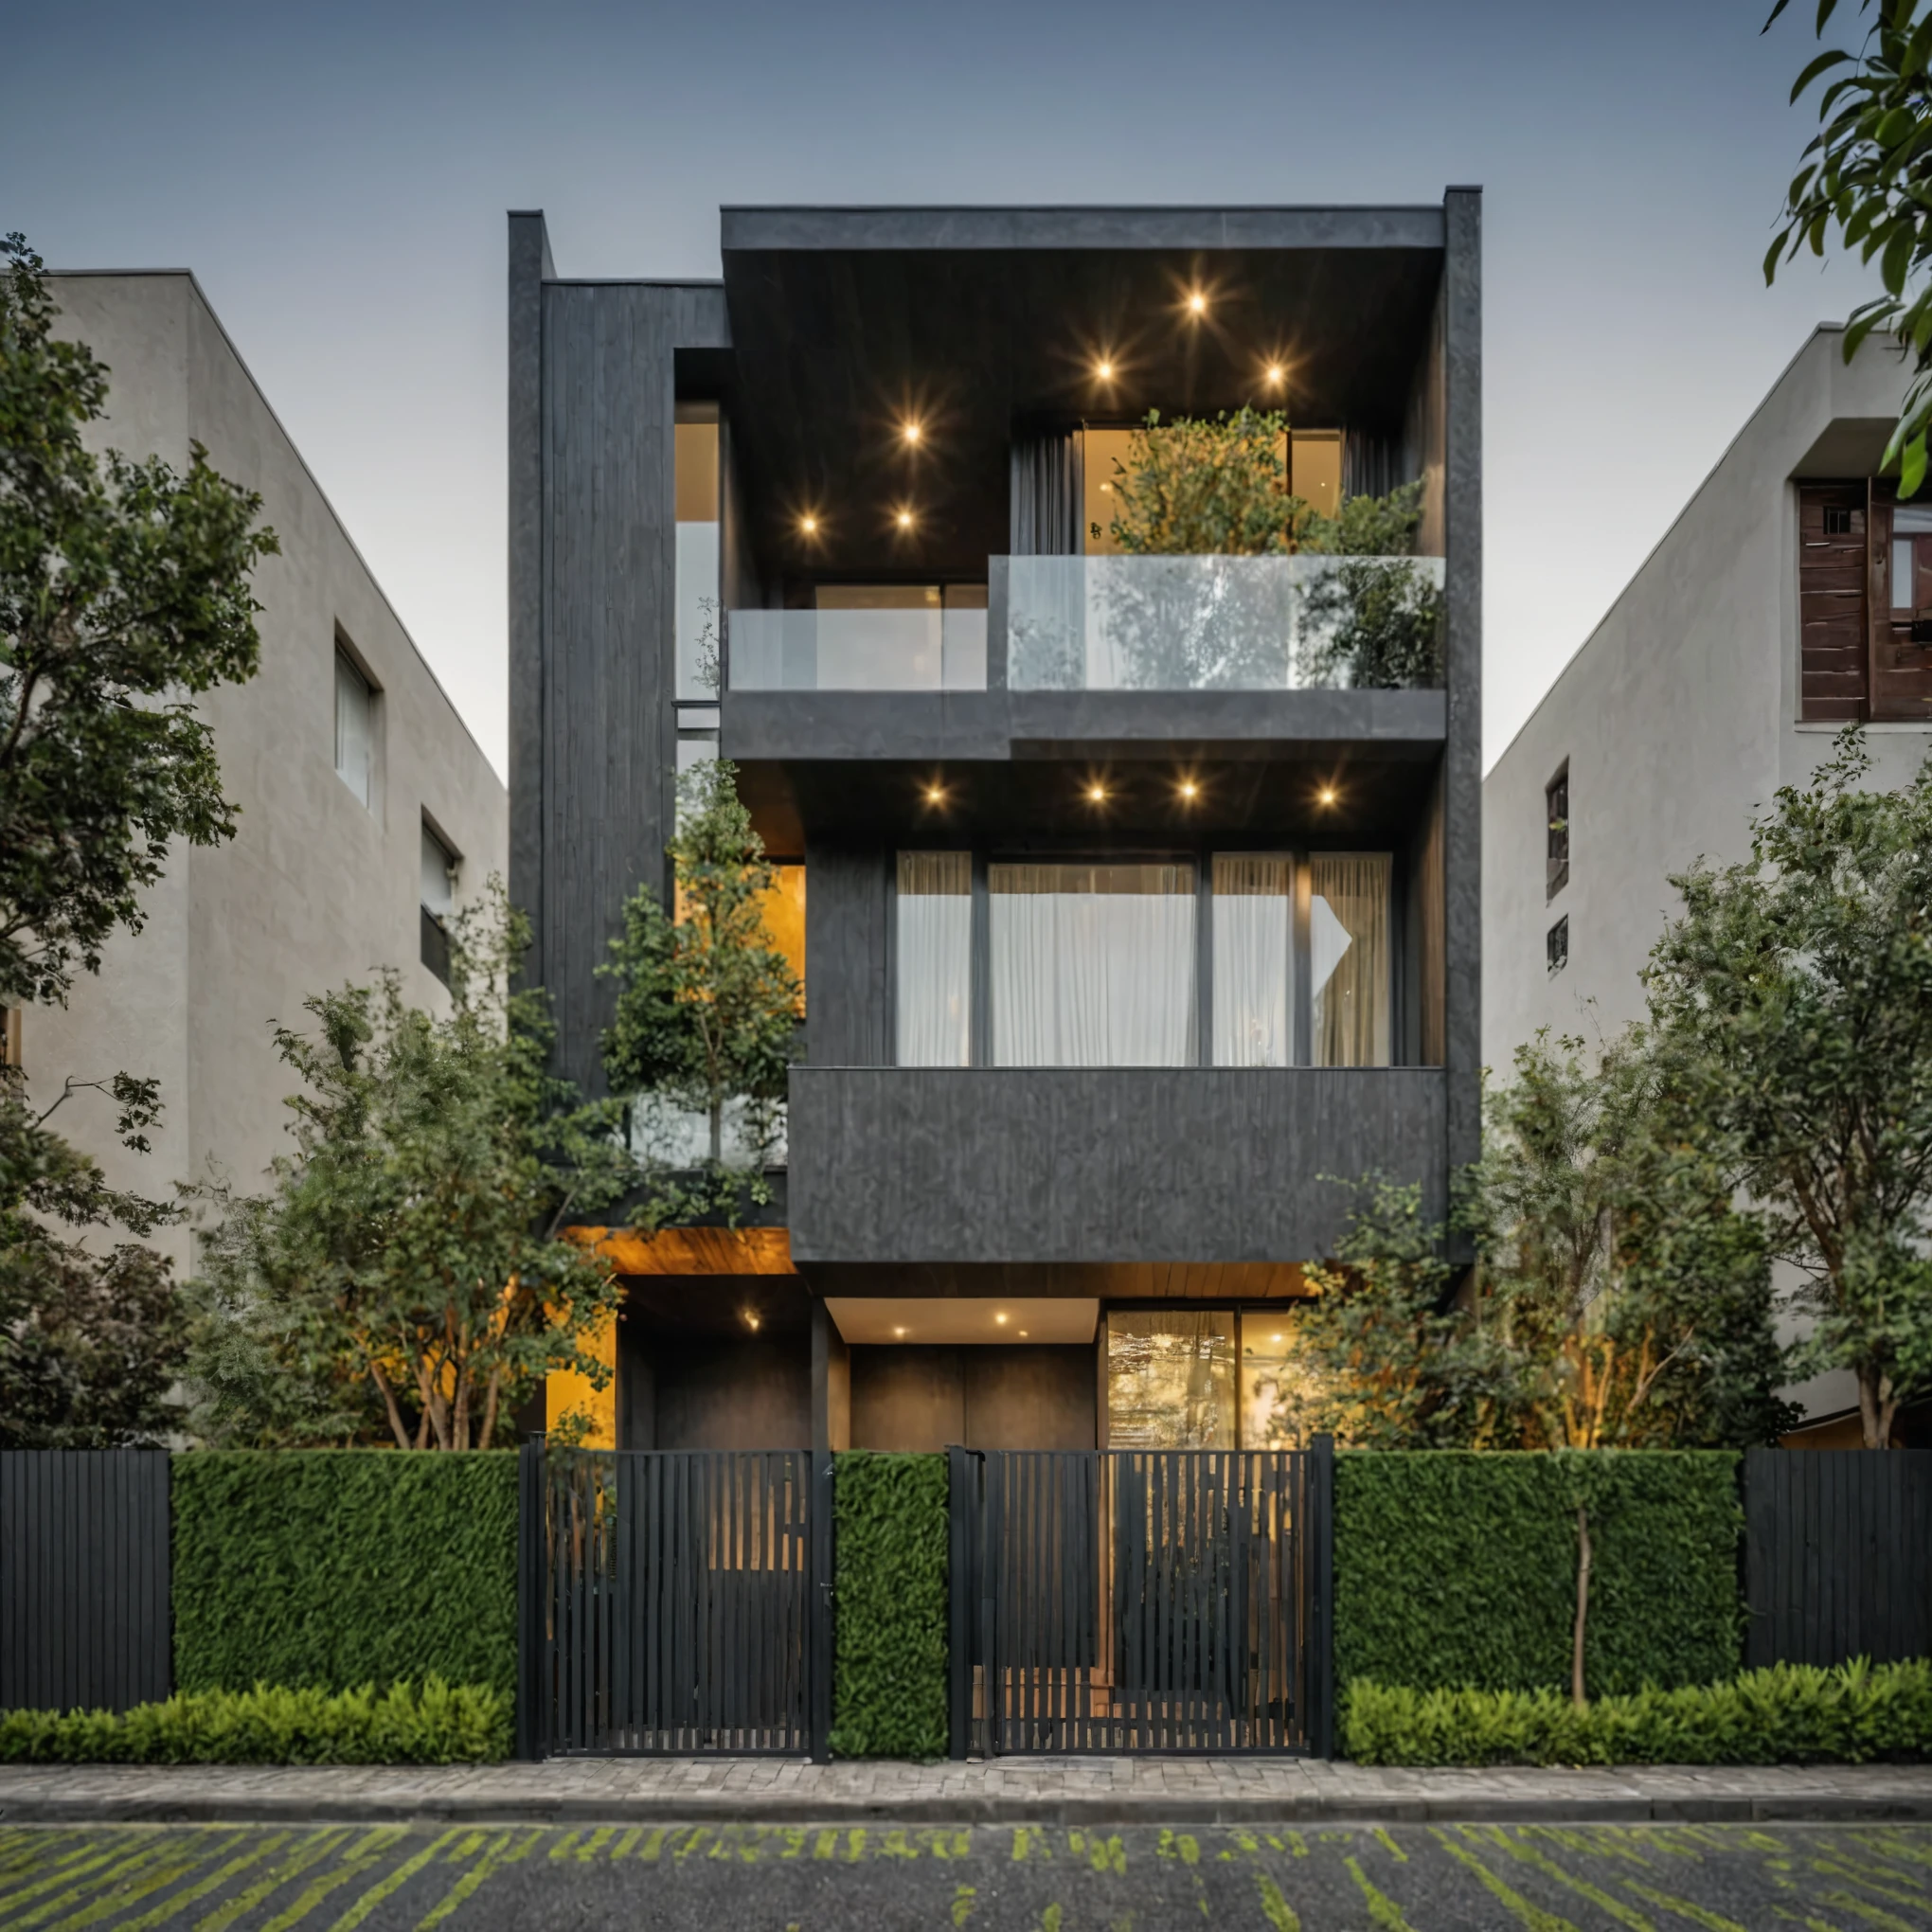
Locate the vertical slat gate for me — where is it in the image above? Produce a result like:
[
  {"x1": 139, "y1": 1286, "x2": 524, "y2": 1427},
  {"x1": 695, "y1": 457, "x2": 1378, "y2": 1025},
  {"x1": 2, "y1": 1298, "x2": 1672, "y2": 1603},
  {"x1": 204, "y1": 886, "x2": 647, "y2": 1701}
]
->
[
  {"x1": 524, "y1": 1447, "x2": 818, "y2": 1757},
  {"x1": 973, "y1": 1448, "x2": 1319, "y2": 1754},
  {"x1": 1744, "y1": 1448, "x2": 1932, "y2": 1669},
  {"x1": 0, "y1": 1450, "x2": 170, "y2": 1714}
]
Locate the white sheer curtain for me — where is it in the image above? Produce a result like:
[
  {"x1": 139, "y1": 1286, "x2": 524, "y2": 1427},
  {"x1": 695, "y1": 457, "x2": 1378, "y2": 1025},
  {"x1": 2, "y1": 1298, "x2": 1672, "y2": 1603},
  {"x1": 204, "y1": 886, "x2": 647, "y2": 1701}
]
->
[
  {"x1": 1310, "y1": 852, "x2": 1391, "y2": 1067},
  {"x1": 896, "y1": 852, "x2": 973, "y2": 1066},
  {"x1": 1212, "y1": 854, "x2": 1293, "y2": 1066},
  {"x1": 990, "y1": 863, "x2": 1195, "y2": 1065}
]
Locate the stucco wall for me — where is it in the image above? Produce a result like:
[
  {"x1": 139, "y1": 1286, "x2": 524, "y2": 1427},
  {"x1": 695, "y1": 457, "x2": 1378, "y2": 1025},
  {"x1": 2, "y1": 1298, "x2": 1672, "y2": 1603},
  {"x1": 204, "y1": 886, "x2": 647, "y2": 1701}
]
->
[
  {"x1": 27, "y1": 272, "x2": 508, "y2": 1276},
  {"x1": 1484, "y1": 327, "x2": 1931, "y2": 1073}
]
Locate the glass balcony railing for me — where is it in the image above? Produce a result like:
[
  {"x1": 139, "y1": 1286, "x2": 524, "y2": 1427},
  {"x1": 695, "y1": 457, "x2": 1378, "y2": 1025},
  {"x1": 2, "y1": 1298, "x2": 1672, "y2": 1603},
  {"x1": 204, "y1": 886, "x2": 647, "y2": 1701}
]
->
[
  {"x1": 998, "y1": 553, "x2": 1446, "y2": 693},
  {"x1": 729, "y1": 607, "x2": 988, "y2": 692}
]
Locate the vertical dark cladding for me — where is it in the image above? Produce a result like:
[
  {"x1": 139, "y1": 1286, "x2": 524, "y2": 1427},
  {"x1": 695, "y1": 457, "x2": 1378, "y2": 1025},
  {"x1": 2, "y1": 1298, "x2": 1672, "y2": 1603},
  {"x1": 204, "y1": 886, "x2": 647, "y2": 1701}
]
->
[
  {"x1": 508, "y1": 212, "x2": 553, "y2": 995},
  {"x1": 1442, "y1": 188, "x2": 1484, "y2": 1197},
  {"x1": 510, "y1": 227, "x2": 731, "y2": 1094}
]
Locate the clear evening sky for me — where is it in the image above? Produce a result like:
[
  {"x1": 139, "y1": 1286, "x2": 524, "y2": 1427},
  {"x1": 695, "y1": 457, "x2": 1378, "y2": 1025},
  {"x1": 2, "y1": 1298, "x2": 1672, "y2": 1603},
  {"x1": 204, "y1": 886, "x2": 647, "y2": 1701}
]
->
[{"x1": 5, "y1": 0, "x2": 1887, "y2": 779}]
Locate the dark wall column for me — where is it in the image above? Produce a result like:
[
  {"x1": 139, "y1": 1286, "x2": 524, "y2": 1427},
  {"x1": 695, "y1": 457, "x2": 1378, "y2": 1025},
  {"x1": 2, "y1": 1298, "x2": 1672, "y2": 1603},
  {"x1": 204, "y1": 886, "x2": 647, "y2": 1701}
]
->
[
  {"x1": 508, "y1": 211, "x2": 553, "y2": 991},
  {"x1": 1441, "y1": 186, "x2": 1484, "y2": 1194}
]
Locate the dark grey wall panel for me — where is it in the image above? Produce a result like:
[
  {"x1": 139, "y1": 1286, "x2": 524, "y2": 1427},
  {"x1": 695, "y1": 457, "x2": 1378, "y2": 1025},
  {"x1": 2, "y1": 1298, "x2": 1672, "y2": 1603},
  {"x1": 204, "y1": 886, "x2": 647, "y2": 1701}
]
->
[
  {"x1": 804, "y1": 846, "x2": 888, "y2": 1067},
  {"x1": 964, "y1": 1347, "x2": 1096, "y2": 1451},
  {"x1": 536, "y1": 278, "x2": 730, "y2": 1093},
  {"x1": 1441, "y1": 188, "x2": 1483, "y2": 1188},
  {"x1": 790, "y1": 1067, "x2": 1446, "y2": 1264},
  {"x1": 649, "y1": 1335, "x2": 812, "y2": 1451},
  {"x1": 850, "y1": 1347, "x2": 966, "y2": 1451},
  {"x1": 0, "y1": 1451, "x2": 170, "y2": 1713}
]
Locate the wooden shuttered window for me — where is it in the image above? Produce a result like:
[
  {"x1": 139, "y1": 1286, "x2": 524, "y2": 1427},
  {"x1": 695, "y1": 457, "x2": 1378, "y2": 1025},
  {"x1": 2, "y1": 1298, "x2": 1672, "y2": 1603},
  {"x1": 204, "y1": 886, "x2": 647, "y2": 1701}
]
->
[
  {"x1": 1798, "y1": 483, "x2": 1869, "y2": 722},
  {"x1": 1868, "y1": 485, "x2": 1932, "y2": 722}
]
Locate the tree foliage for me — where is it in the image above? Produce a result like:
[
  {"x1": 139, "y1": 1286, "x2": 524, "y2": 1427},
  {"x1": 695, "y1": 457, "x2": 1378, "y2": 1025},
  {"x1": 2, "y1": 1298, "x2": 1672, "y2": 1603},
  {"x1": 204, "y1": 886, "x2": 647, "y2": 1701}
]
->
[
  {"x1": 185, "y1": 882, "x2": 630, "y2": 1449},
  {"x1": 1645, "y1": 731, "x2": 1932, "y2": 1446},
  {"x1": 0, "y1": 234, "x2": 279, "y2": 1007},
  {"x1": 1294, "y1": 1031, "x2": 1793, "y2": 1451},
  {"x1": 1765, "y1": 0, "x2": 1932, "y2": 494},
  {"x1": 600, "y1": 758, "x2": 800, "y2": 1227}
]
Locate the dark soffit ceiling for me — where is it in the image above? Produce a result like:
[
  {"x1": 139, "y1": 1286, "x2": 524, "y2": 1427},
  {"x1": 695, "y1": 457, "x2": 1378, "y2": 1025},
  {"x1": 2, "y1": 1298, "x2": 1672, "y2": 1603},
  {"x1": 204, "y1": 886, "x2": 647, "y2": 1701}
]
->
[{"x1": 718, "y1": 210, "x2": 1446, "y2": 584}]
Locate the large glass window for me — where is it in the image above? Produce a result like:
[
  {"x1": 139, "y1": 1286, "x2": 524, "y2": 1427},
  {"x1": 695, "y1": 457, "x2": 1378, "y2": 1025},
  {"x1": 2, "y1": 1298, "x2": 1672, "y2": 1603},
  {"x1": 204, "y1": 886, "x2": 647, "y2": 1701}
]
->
[
  {"x1": 1240, "y1": 1312, "x2": 1317, "y2": 1448},
  {"x1": 1212, "y1": 854, "x2": 1293, "y2": 1066},
  {"x1": 896, "y1": 852, "x2": 971, "y2": 1067},
  {"x1": 1106, "y1": 1310, "x2": 1235, "y2": 1448},
  {"x1": 1310, "y1": 852, "x2": 1391, "y2": 1067},
  {"x1": 990, "y1": 862, "x2": 1195, "y2": 1066}
]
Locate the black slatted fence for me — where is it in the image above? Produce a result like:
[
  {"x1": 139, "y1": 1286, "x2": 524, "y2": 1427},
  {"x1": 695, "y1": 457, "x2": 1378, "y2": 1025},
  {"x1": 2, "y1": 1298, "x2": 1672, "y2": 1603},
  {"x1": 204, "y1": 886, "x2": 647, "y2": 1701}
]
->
[
  {"x1": 1744, "y1": 1447, "x2": 1932, "y2": 1669},
  {"x1": 0, "y1": 1450, "x2": 171, "y2": 1713}
]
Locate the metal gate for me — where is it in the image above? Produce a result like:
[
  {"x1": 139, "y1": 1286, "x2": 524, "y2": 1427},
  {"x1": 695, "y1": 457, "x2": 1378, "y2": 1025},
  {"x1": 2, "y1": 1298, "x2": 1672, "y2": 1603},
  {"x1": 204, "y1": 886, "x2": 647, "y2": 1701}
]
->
[
  {"x1": 948, "y1": 1443, "x2": 1333, "y2": 1755},
  {"x1": 519, "y1": 1444, "x2": 830, "y2": 1758}
]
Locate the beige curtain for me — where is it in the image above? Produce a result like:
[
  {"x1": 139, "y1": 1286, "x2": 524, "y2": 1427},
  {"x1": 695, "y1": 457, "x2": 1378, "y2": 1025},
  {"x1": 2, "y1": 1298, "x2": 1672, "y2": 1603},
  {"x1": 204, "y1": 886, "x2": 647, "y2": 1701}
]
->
[
  {"x1": 1105, "y1": 1310, "x2": 1236, "y2": 1448},
  {"x1": 1310, "y1": 852, "x2": 1391, "y2": 1067},
  {"x1": 1212, "y1": 853, "x2": 1293, "y2": 1066},
  {"x1": 896, "y1": 852, "x2": 972, "y2": 1067}
]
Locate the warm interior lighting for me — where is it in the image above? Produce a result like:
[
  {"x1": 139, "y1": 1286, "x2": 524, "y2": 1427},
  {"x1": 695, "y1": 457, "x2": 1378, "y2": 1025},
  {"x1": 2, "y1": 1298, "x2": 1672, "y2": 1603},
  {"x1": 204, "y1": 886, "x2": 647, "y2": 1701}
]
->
[
  {"x1": 1264, "y1": 363, "x2": 1285, "y2": 385},
  {"x1": 1178, "y1": 778, "x2": 1199, "y2": 801},
  {"x1": 1095, "y1": 358, "x2": 1115, "y2": 381},
  {"x1": 902, "y1": 420, "x2": 922, "y2": 445},
  {"x1": 895, "y1": 509, "x2": 915, "y2": 530},
  {"x1": 1187, "y1": 290, "x2": 1208, "y2": 315},
  {"x1": 1086, "y1": 783, "x2": 1107, "y2": 804},
  {"x1": 893, "y1": 1325, "x2": 908, "y2": 1338},
  {"x1": 924, "y1": 783, "x2": 945, "y2": 806},
  {"x1": 798, "y1": 512, "x2": 819, "y2": 536},
  {"x1": 994, "y1": 1312, "x2": 1009, "y2": 1325},
  {"x1": 1317, "y1": 785, "x2": 1338, "y2": 807}
]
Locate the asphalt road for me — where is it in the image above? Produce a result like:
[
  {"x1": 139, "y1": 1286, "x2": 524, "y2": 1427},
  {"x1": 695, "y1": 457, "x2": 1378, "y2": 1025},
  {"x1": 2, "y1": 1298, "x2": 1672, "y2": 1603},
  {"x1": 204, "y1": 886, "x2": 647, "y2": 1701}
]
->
[{"x1": 3, "y1": 1818, "x2": 1931, "y2": 1929}]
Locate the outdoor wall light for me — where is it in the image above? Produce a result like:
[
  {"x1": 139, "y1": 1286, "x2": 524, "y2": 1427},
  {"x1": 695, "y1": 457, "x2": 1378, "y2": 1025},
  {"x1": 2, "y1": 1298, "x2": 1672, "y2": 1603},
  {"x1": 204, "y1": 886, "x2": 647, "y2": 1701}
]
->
[
  {"x1": 924, "y1": 782, "x2": 946, "y2": 806},
  {"x1": 895, "y1": 508, "x2": 916, "y2": 530},
  {"x1": 1187, "y1": 290, "x2": 1208, "y2": 316},
  {"x1": 742, "y1": 1307, "x2": 762, "y2": 1332},
  {"x1": 1094, "y1": 357, "x2": 1115, "y2": 382},
  {"x1": 1086, "y1": 782, "x2": 1108, "y2": 804},
  {"x1": 1178, "y1": 778, "x2": 1200, "y2": 801},
  {"x1": 797, "y1": 512, "x2": 819, "y2": 537},
  {"x1": 1263, "y1": 363, "x2": 1286, "y2": 386},
  {"x1": 1317, "y1": 785, "x2": 1339, "y2": 807},
  {"x1": 901, "y1": 420, "x2": 923, "y2": 446}
]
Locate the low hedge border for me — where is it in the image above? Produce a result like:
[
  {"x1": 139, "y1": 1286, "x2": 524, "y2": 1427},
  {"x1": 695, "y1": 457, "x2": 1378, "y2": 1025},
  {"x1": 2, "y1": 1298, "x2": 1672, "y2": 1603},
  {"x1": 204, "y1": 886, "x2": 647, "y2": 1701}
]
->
[
  {"x1": 0, "y1": 1680, "x2": 510, "y2": 1765},
  {"x1": 172, "y1": 1451, "x2": 518, "y2": 1696},
  {"x1": 1335, "y1": 1450, "x2": 1743, "y2": 1696},
  {"x1": 1344, "y1": 1660, "x2": 1932, "y2": 1766},
  {"x1": 829, "y1": 1451, "x2": 948, "y2": 1760}
]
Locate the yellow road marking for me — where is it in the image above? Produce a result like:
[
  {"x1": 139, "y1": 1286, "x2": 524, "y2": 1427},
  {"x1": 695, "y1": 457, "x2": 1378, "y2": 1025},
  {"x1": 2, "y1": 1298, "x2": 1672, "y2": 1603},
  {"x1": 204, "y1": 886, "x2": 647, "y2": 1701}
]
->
[
  {"x1": 257, "y1": 1831, "x2": 405, "y2": 1932},
  {"x1": 319, "y1": 1829, "x2": 462, "y2": 1932},
  {"x1": 1343, "y1": 1856, "x2": 1413, "y2": 1930}
]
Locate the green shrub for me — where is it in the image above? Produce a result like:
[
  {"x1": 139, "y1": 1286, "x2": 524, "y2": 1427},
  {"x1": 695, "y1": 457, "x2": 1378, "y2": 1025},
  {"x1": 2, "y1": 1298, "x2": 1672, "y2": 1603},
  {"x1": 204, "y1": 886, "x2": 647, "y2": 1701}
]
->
[
  {"x1": 172, "y1": 1451, "x2": 518, "y2": 1695},
  {"x1": 830, "y1": 1452, "x2": 948, "y2": 1759},
  {"x1": 1335, "y1": 1451, "x2": 1741, "y2": 1697},
  {"x1": 1344, "y1": 1659, "x2": 1932, "y2": 1766},
  {"x1": 0, "y1": 1680, "x2": 510, "y2": 1764}
]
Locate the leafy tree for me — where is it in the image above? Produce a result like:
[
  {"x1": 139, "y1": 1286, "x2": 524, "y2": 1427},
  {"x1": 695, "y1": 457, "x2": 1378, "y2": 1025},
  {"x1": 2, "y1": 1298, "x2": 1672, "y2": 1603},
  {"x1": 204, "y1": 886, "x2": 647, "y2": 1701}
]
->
[
  {"x1": 1764, "y1": 0, "x2": 1932, "y2": 493},
  {"x1": 1645, "y1": 731, "x2": 1932, "y2": 1446},
  {"x1": 0, "y1": 233, "x2": 275, "y2": 1441},
  {"x1": 185, "y1": 882, "x2": 630, "y2": 1449},
  {"x1": 0, "y1": 1070, "x2": 186, "y2": 1446},
  {"x1": 600, "y1": 758, "x2": 801, "y2": 1228},
  {"x1": 0, "y1": 234, "x2": 278, "y2": 1006}
]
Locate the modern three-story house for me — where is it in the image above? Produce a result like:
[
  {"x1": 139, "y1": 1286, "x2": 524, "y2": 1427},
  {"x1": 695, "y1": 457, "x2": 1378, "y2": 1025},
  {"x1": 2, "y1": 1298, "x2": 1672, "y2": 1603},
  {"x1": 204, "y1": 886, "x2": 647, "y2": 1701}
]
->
[{"x1": 509, "y1": 196, "x2": 1481, "y2": 1458}]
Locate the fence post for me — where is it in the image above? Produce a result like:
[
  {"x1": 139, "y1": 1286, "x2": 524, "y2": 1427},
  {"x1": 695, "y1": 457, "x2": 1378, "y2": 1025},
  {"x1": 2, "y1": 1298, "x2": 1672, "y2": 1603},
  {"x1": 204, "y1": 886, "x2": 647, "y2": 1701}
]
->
[
  {"x1": 1311, "y1": 1433, "x2": 1336, "y2": 1760},
  {"x1": 515, "y1": 1435, "x2": 547, "y2": 1762},
  {"x1": 810, "y1": 1450, "x2": 835, "y2": 1763},
  {"x1": 947, "y1": 1446, "x2": 974, "y2": 1760}
]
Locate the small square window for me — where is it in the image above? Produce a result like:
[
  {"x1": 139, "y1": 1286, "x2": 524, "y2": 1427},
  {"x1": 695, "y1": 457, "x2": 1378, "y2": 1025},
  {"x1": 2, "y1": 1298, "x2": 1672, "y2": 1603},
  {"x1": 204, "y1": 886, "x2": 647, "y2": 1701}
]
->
[
  {"x1": 1547, "y1": 916, "x2": 1569, "y2": 975},
  {"x1": 1823, "y1": 505, "x2": 1854, "y2": 537}
]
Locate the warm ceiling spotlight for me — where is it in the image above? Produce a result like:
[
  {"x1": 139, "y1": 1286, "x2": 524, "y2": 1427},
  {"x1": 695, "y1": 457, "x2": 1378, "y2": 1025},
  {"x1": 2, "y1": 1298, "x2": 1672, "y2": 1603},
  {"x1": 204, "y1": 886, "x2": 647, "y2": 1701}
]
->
[
  {"x1": 1018, "y1": 1330, "x2": 1029, "y2": 1337},
  {"x1": 994, "y1": 1312, "x2": 1009, "y2": 1325},
  {"x1": 1095, "y1": 357, "x2": 1115, "y2": 381},
  {"x1": 1187, "y1": 290, "x2": 1208, "y2": 315},
  {"x1": 798, "y1": 512, "x2": 819, "y2": 536},
  {"x1": 895, "y1": 509, "x2": 917, "y2": 532},
  {"x1": 1264, "y1": 363, "x2": 1286, "y2": 385},
  {"x1": 902, "y1": 420, "x2": 922, "y2": 445},
  {"x1": 1086, "y1": 782, "x2": 1108, "y2": 804},
  {"x1": 1178, "y1": 778, "x2": 1199, "y2": 801},
  {"x1": 742, "y1": 1307, "x2": 762, "y2": 1332},
  {"x1": 1317, "y1": 785, "x2": 1339, "y2": 807},
  {"x1": 893, "y1": 1325, "x2": 908, "y2": 1338},
  {"x1": 924, "y1": 783, "x2": 946, "y2": 806}
]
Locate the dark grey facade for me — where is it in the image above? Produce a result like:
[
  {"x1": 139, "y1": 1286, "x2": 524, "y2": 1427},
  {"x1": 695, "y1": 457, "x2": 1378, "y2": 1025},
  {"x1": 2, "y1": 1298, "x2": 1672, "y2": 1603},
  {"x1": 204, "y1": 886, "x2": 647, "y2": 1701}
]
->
[{"x1": 510, "y1": 196, "x2": 1481, "y2": 1456}]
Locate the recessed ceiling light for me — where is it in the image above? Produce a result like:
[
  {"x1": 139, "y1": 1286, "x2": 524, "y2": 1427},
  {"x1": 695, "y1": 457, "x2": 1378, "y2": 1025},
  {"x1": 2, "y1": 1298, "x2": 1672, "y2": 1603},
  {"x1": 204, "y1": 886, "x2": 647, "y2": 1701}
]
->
[
  {"x1": 994, "y1": 1312, "x2": 1009, "y2": 1325},
  {"x1": 1018, "y1": 1330, "x2": 1029, "y2": 1338},
  {"x1": 893, "y1": 1325, "x2": 908, "y2": 1337}
]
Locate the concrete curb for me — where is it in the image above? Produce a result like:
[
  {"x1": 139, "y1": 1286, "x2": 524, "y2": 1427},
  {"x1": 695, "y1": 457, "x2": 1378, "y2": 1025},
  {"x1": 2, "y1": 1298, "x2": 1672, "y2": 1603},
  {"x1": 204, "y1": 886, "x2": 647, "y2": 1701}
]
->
[{"x1": 6, "y1": 1791, "x2": 1932, "y2": 1828}]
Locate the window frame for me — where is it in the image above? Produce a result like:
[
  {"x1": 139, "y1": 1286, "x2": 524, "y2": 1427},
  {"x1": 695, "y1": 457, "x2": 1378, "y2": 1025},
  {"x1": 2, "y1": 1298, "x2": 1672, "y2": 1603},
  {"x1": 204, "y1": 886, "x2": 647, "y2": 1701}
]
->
[{"x1": 1546, "y1": 761, "x2": 1570, "y2": 902}]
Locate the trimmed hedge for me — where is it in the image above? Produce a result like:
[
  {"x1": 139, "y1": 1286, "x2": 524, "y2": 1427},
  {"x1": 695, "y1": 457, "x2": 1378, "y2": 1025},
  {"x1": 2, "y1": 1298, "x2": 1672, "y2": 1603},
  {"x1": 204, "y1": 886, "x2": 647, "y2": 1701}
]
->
[
  {"x1": 0, "y1": 1680, "x2": 510, "y2": 1765},
  {"x1": 172, "y1": 1452, "x2": 518, "y2": 1696},
  {"x1": 1344, "y1": 1660, "x2": 1932, "y2": 1766},
  {"x1": 830, "y1": 1452, "x2": 948, "y2": 1760},
  {"x1": 1334, "y1": 1451, "x2": 1742, "y2": 1697}
]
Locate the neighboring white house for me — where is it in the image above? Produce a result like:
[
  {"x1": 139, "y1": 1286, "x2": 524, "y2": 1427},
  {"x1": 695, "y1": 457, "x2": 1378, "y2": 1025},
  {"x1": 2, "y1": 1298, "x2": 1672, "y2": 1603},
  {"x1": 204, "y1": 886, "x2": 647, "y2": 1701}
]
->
[
  {"x1": 12, "y1": 270, "x2": 507, "y2": 1279},
  {"x1": 1483, "y1": 325, "x2": 1932, "y2": 1441}
]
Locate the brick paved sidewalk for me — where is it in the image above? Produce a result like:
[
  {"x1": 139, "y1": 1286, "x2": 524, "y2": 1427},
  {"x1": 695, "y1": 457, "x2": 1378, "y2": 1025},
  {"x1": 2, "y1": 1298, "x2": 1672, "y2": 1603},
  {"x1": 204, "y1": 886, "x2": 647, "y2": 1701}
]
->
[{"x1": 4, "y1": 1757, "x2": 1931, "y2": 1826}]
